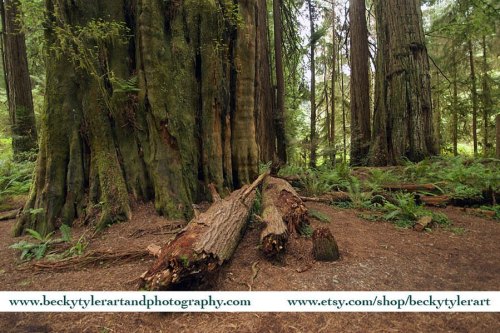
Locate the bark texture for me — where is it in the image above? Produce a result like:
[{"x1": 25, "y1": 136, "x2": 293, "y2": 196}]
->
[
  {"x1": 349, "y1": 0, "x2": 371, "y2": 166},
  {"x1": 260, "y1": 177, "x2": 309, "y2": 258},
  {"x1": 272, "y1": 0, "x2": 287, "y2": 163},
  {"x1": 16, "y1": 0, "x2": 276, "y2": 236},
  {"x1": 139, "y1": 178, "x2": 260, "y2": 290},
  {"x1": 307, "y1": 0, "x2": 317, "y2": 168},
  {"x1": 369, "y1": 0, "x2": 437, "y2": 165},
  {"x1": 1, "y1": 0, "x2": 38, "y2": 158}
]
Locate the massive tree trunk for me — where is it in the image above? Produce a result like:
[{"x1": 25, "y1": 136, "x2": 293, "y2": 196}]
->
[
  {"x1": 1, "y1": 0, "x2": 38, "y2": 159},
  {"x1": 307, "y1": 0, "x2": 317, "y2": 168},
  {"x1": 349, "y1": 0, "x2": 371, "y2": 166},
  {"x1": 15, "y1": 0, "x2": 276, "y2": 236},
  {"x1": 369, "y1": 0, "x2": 437, "y2": 165}
]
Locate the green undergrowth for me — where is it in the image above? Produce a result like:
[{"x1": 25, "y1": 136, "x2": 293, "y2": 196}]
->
[
  {"x1": 0, "y1": 144, "x2": 36, "y2": 206},
  {"x1": 10, "y1": 224, "x2": 88, "y2": 261},
  {"x1": 280, "y1": 157, "x2": 500, "y2": 230}
]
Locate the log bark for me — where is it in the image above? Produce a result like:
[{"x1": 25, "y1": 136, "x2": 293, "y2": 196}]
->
[
  {"x1": 382, "y1": 183, "x2": 437, "y2": 192},
  {"x1": 139, "y1": 173, "x2": 267, "y2": 291},
  {"x1": 260, "y1": 177, "x2": 309, "y2": 258},
  {"x1": 301, "y1": 191, "x2": 351, "y2": 203},
  {"x1": 0, "y1": 209, "x2": 19, "y2": 221},
  {"x1": 420, "y1": 195, "x2": 450, "y2": 207}
]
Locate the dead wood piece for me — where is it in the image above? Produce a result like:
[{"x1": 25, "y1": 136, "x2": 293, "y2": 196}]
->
[
  {"x1": 383, "y1": 183, "x2": 437, "y2": 192},
  {"x1": 312, "y1": 227, "x2": 339, "y2": 261},
  {"x1": 0, "y1": 209, "x2": 19, "y2": 221},
  {"x1": 260, "y1": 177, "x2": 309, "y2": 258},
  {"x1": 464, "y1": 208, "x2": 496, "y2": 219},
  {"x1": 301, "y1": 191, "x2": 351, "y2": 204},
  {"x1": 208, "y1": 183, "x2": 221, "y2": 202},
  {"x1": 139, "y1": 172, "x2": 269, "y2": 291},
  {"x1": 421, "y1": 195, "x2": 450, "y2": 207},
  {"x1": 147, "y1": 244, "x2": 162, "y2": 257},
  {"x1": 414, "y1": 216, "x2": 433, "y2": 232},
  {"x1": 129, "y1": 223, "x2": 184, "y2": 238}
]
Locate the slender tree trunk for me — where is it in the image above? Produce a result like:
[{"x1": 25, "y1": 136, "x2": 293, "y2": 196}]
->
[
  {"x1": 340, "y1": 47, "x2": 347, "y2": 164},
  {"x1": 452, "y1": 49, "x2": 458, "y2": 156},
  {"x1": 324, "y1": 59, "x2": 330, "y2": 163},
  {"x1": 481, "y1": 36, "x2": 492, "y2": 156},
  {"x1": 349, "y1": 0, "x2": 371, "y2": 166},
  {"x1": 330, "y1": 0, "x2": 336, "y2": 166},
  {"x1": 496, "y1": 114, "x2": 500, "y2": 159},
  {"x1": 468, "y1": 39, "x2": 478, "y2": 157},
  {"x1": 307, "y1": 0, "x2": 317, "y2": 168},
  {"x1": 16, "y1": 0, "x2": 274, "y2": 236},
  {"x1": 1, "y1": 0, "x2": 38, "y2": 159},
  {"x1": 369, "y1": 0, "x2": 436, "y2": 165},
  {"x1": 433, "y1": 70, "x2": 441, "y2": 154},
  {"x1": 272, "y1": 0, "x2": 287, "y2": 163}
]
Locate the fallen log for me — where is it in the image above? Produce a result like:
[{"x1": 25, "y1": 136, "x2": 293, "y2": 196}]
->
[
  {"x1": 300, "y1": 191, "x2": 351, "y2": 203},
  {"x1": 139, "y1": 172, "x2": 268, "y2": 291},
  {"x1": 260, "y1": 177, "x2": 309, "y2": 258},
  {"x1": 420, "y1": 195, "x2": 450, "y2": 207},
  {"x1": 0, "y1": 209, "x2": 19, "y2": 221},
  {"x1": 382, "y1": 183, "x2": 438, "y2": 192}
]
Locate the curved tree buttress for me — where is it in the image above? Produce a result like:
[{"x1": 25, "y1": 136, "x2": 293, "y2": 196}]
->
[{"x1": 15, "y1": 0, "x2": 276, "y2": 236}]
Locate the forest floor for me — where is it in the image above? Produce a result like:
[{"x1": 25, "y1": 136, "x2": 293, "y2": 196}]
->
[{"x1": 0, "y1": 200, "x2": 499, "y2": 332}]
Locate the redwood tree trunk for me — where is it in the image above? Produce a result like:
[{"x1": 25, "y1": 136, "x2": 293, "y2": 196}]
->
[
  {"x1": 16, "y1": 0, "x2": 276, "y2": 236},
  {"x1": 349, "y1": 0, "x2": 371, "y2": 166},
  {"x1": 369, "y1": 0, "x2": 437, "y2": 165},
  {"x1": 1, "y1": 0, "x2": 38, "y2": 159}
]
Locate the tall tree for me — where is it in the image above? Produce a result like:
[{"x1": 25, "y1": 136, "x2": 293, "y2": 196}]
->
[
  {"x1": 307, "y1": 0, "x2": 317, "y2": 168},
  {"x1": 451, "y1": 47, "x2": 459, "y2": 156},
  {"x1": 481, "y1": 35, "x2": 492, "y2": 155},
  {"x1": 16, "y1": 0, "x2": 276, "y2": 236},
  {"x1": 272, "y1": 0, "x2": 287, "y2": 163},
  {"x1": 329, "y1": 0, "x2": 336, "y2": 166},
  {"x1": 468, "y1": 39, "x2": 478, "y2": 157},
  {"x1": 1, "y1": 0, "x2": 37, "y2": 159},
  {"x1": 369, "y1": 0, "x2": 437, "y2": 165},
  {"x1": 349, "y1": 0, "x2": 371, "y2": 166}
]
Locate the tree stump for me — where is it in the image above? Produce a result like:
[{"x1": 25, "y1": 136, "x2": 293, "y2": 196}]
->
[{"x1": 312, "y1": 227, "x2": 340, "y2": 262}]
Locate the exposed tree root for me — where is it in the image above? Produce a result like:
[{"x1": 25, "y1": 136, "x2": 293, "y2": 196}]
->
[{"x1": 19, "y1": 250, "x2": 149, "y2": 272}]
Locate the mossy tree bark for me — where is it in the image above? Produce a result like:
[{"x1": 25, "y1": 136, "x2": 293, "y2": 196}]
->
[
  {"x1": 1, "y1": 0, "x2": 38, "y2": 159},
  {"x1": 15, "y1": 0, "x2": 276, "y2": 236},
  {"x1": 369, "y1": 0, "x2": 438, "y2": 166}
]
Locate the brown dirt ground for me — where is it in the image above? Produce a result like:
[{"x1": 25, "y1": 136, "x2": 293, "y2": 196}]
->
[{"x1": 0, "y1": 202, "x2": 499, "y2": 333}]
